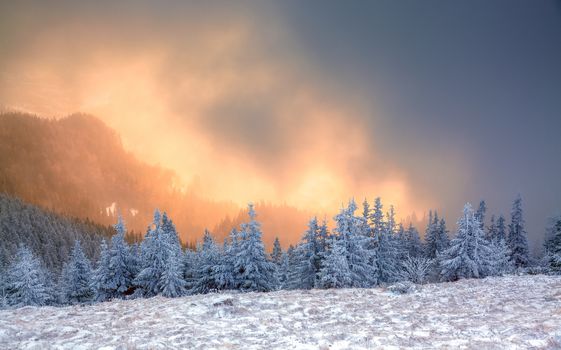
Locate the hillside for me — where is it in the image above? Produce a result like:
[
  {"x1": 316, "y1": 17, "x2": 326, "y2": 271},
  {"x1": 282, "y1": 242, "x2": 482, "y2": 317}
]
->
[
  {"x1": 0, "y1": 194, "x2": 115, "y2": 272},
  {"x1": 0, "y1": 112, "x2": 311, "y2": 246},
  {"x1": 1, "y1": 275, "x2": 560, "y2": 349}
]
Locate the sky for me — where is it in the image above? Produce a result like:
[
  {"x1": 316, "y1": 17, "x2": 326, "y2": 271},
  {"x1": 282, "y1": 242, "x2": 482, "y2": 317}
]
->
[{"x1": 1, "y1": 0, "x2": 560, "y2": 249}]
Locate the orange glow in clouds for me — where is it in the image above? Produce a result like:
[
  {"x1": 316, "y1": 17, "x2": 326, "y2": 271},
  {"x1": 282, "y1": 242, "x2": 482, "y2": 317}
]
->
[{"x1": 0, "y1": 19, "x2": 431, "y2": 224}]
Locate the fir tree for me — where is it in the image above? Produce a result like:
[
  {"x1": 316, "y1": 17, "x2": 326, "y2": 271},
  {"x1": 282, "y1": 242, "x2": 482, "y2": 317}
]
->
[
  {"x1": 317, "y1": 238, "x2": 352, "y2": 288},
  {"x1": 107, "y1": 215, "x2": 136, "y2": 298},
  {"x1": 271, "y1": 237, "x2": 282, "y2": 265},
  {"x1": 191, "y1": 230, "x2": 221, "y2": 294},
  {"x1": 544, "y1": 217, "x2": 561, "y2": 274},
  {"x1": 475, "y1": 200, "x2": 487, "y2": 231},
  {"x1": 405, "y1": 223, "x2": 423, "y2": 258},
  {"x1": 91, "y1": 239, "x2": 111, "y2": 302},
  {"x1": 335, "y1": 200, "x2": 377, "y2": 287},
  {"x1": 495, "y1": 215, "x2": 507, "y2": 242},
  {"x1": 440, "y1": 203, "x2": 493, "y2": 281},
  {"x1": 507, "y1": 195, "x2": 530, "y2": 268},
  {"x1": 60, "y1": 240, "x2": 94, "y2": 304},
  {"x1": 234, "y1": 204, "x2": 278, "y2": 292},
  {"x1": 286, "y1": 217, "x2": 322, "y2": 289},
  {"x1": 6, "y1": 245, "x2": 51, "y2": 307}
]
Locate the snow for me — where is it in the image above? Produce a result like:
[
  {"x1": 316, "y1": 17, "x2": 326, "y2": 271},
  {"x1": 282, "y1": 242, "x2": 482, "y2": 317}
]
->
[{"x1": 1, "y1": 275, "x2": 561, "y2": 349}]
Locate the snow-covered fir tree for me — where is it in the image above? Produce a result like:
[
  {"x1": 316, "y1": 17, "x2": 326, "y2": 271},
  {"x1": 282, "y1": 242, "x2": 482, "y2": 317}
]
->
[
  {"x1": 286, "y1": 217, "x2": 322, "y2": 289},
  {"x1": 317, "y1": 238, "x2": 352, "y2": 288},
  {"x1": 277, "y1": 252, "x2": 290, "y2": 288},
  {"x1": 475, "y1": 200, "x2": 487, "y2": 230},
  {"x1": 91, "y1": 239, "x2": 111, "y2": 302},
  {"x1": 335, "y1": 200, "x2": 377, "y2": 287},
  {"x1": 544, "y1": 217, "x2": 561, "y2": 274},
  {"x1": 104, "y1": 215, "x2": 136, "y2": 299},
  {"x1": 368, "y1": 197, "x2": 384, "y2": 239},
  {"x1": 487, "y1": 238, "x2": 513, "y2": 276},
  {"x1": 405, "y1": 223, "x2": 423, "y2": 258},
  {"x1": 60, "y1": 240, "x2": 94, "y2": 304},
  {"x1": 439, "y1": 203, "x2": 493, "y2": 281},
  {"x1": 271, "y1": 237, "x2": 282, "y2": 265},
  {"x1": 135, "y1": 211, "x2": 164, "y2": 296},
  {"x1": 191, "y1": 230, "x2": 222, "y2": 294},
  {"x1": 158, "y1": 213, "x2": 186, "y2": 297},
  {"x1": 376, "y1": 207, "x2": 401, "y2": 283},
  {"x1": 507, "y1": 195, "x2": 530, "y2": 268},
  {"x1": 233, "y1": 204, "x2": 278, "y2": 292},
  {"x1": 6, "y1": 245, "x2": 52, "y2": 307}
]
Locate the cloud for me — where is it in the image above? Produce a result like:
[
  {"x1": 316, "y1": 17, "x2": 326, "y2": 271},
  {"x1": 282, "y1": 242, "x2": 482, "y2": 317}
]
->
[{"x1": 0, "y1": 0, "x2": 442, "y2": 221}]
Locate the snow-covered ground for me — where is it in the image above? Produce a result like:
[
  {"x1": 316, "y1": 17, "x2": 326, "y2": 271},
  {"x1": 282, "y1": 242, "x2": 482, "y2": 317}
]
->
[{"x1": 1, "y1": 275, "x2": 561, "y2": 349}]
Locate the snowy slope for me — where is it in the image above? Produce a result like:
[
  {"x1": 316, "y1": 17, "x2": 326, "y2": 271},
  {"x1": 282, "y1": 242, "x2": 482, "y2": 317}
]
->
[{"x1": 1, "y1": 275, "x2": 561, "y2": 349}]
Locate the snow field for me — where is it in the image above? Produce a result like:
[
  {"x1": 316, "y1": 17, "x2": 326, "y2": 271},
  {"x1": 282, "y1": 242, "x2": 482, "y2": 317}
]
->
[{"x1": 1, "y1": 275, "x2": 561, "y2": 349}]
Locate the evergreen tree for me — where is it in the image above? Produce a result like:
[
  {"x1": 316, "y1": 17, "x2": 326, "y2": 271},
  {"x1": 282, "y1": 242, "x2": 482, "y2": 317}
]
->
[
  {"x1": 495, "y1": 215, "x2": 507, "y2": 242},
  {"x1": 91, "y1": 239, "x2": 111, "y2": 302},
  {"x1": 376, "y1": 208, "x2": 401, "y2": 283},
  {"x1": 135, "y1": 210, "x2": 170, "y2": 296},
  {"x1": 507, "y1": 195, "x2": 530, "y2": 268},
  {"x1": 277, "y1": 252, "x2": 290, "y2": 289},
  {"x1": 405, "y1": 223, "x2": 423, "y2": 258},
  {"x1": 368, "y1": 197, "x2": 384, "y2": 239},
  {"x1": 107, "y1": 215, "x2": 136, "y2": 298},
  {"x1": 6, "y1": 245, "x2": 51, "y2": 307},
  {"x1": 487, "y1": 215, "x2": 497, "y2": 240},
  {"x1": 487, "y1": 238, "x2": 513, "y2": 276},
  {"x1": 317, "y1": 238, "x2": 352, "y2": 288},
  {"x1": 475, "y1": 200, "x2": 487, "y2": 230},
  {"x1": 191, "y1": 230, "x2": 221, "y2": 294},
  {"x1": 425, "y1": 212, "x2": 449, "y2": 260},
  {"x1": 440, "y1": 203, "x2": 493, "y2": 281},
  {"x1": 286, "y1": 217, "x2": 322, "y2": 289},
  {"x1": 60, "y1": 240, "x2": 94, "y2": 304},
  {"x1": 158, "y1": 213, "x2": 186, "y2": 297},
  {"x1": 317, "y1": 218, "x2": 331, "y2": 256},
  {"x1": 233, "y1": 204, "x2": 278, "y2": 292},
  {"x1": 544, "y1": 217, "x2": 561, "y2": 274},
  {"x1": 271, "y1": 237, "x2": 282, "y2": 265},
  {"x1": 335, "y1": 200, "x2": 377, "y2": 287}
]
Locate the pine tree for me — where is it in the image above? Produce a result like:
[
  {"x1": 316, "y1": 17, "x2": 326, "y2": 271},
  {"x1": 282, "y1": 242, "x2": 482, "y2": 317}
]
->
[
  {"x1": 60, "y1": 240, "x2": 94, "y2": 304},
  {"x1": 6, "y1": 245, "x2": 51, "y2": 307},
  {"x1": 369, "y1": 197, "x2": 384, "y2": 239},
  {"x1": 335, "y1": 200, "x2": 377, "y2": 287},
  {"x1": 376, "y1": 207, "x2": 401, "y2": 283},
  {"x1": 191, "y1": 230, "x2": 221, "y2": 294},
  {"x1": 317, "y1": 238, "x2": 352, "y2": 288},
  {"x1": 405, "y1": 223, "x2": 423, "y2": 258},
  {"x1": 439, "y1": 203, "x2": 493, "y2": 281},
  {"x1": 544, "y1": 217, "x2": 561, "y2": 274},
  {"x1": 277, "y1": 252, "x2": 290, "y2": 289},
  {"x1": 234, "y1": 204, "x2": 278, "y2": 292},
  {"x1": 107, "y1": 215, "x2": 136, "y2": 298},
  {"x1": 159, "y1": 213, "x2": 186, "y2": 297},
  {"x1": 134, "y1": 210, "x2": 169, "y2": 296},
  {"x1": 495, "y1": 215, "x2": 507, "y2": 242},
  {"x1": 475, "y1": 200, "x2": 487, "y2": 231},
  {"x1": 425, "y1": 212, "x2": 449, "y2": 260},
  {"x1": 91, "y1": 239, "x2": 112, "y2": 302},
  {"x1": 507, "y1": 195, "x2": 530, "y2": 268},
  {"x1": 487, "y1": 238, "x2": 513, "y2": 276},
  {"x1": 487, "y1": 215, "x2": 497, "y2": 240},
  {"x1": 271, "y1": 237, "x2": 282, "y2": 265},
  {"x1": 286, "y1": 217, "x2": 322, "y2": 289}
]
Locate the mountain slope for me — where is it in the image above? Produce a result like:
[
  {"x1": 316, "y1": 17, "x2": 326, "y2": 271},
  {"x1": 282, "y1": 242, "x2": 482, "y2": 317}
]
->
[{"x1": 0, "y1": 112, "x2": 311, "y2": 246}]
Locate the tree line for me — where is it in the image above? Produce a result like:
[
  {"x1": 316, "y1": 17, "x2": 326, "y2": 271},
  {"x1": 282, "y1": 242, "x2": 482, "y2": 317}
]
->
[{"x1": 1, "y1": 195, "x2": 561, "y2": 308}]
